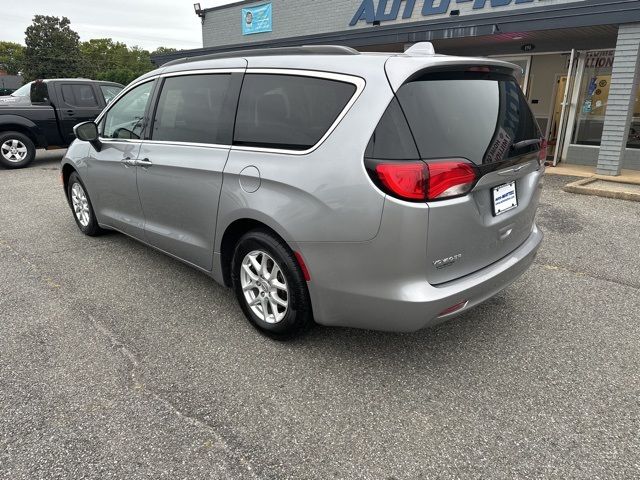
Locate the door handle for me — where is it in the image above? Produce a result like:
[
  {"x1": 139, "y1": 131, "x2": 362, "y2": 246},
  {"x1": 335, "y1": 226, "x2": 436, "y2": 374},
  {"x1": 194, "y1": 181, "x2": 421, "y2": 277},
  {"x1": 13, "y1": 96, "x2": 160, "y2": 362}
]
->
[
  {"x1": 136, "y1": 158, "x2": 152, "y2": 167},
  {"x1": 121, "y1": 157, "x2": 137, "y2": 167},
  {"x1": 66, "y1": 109, "x2": 75, "y2": 116}
]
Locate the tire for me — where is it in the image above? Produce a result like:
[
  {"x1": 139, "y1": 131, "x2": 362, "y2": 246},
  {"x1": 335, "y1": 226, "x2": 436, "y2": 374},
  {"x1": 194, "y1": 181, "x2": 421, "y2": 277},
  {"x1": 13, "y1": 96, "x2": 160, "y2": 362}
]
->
[
  {"x1": 231, "y1": 230, "x2": 313, "y2": 339},
  {"x1": 0, "y1": 131, "x2": 36, "y2": 169},
  {"x1": 67, "y1": 172, "x2": 106, "y2": 236}
]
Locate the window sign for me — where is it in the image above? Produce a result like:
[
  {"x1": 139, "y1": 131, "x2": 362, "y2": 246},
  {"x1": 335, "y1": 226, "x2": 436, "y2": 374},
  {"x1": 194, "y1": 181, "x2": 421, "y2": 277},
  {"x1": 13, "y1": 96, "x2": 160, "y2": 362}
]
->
[
  {"x1": 242, "y1": 3, "x2": 272, "y2": 35},
  {"x1": 572, "y1": 50, "x2": 640, "y2": 149}
]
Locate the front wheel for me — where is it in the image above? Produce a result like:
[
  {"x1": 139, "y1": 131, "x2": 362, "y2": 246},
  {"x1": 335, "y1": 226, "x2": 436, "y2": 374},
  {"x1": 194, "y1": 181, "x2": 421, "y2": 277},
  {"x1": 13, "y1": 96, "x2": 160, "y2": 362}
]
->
[
  {"x1": 67, "y1": 172, "x2": 106, "y2": 236},
  {"x1": 0, "y1": 131, "x2": 36, "y2": 169},
  {"x1": 231, "y1": 230, "x2": 313, "y2": 339}
]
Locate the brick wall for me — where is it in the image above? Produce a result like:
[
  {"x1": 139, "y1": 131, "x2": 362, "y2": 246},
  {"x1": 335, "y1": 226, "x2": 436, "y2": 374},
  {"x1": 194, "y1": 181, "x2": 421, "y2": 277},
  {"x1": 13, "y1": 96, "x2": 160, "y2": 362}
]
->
[
  {"x1": 202, "y1": 0, "x2": 586, "y2": 48},
  {"x1": 597, "y1": 23, "x2": 640, "y2": 175}
]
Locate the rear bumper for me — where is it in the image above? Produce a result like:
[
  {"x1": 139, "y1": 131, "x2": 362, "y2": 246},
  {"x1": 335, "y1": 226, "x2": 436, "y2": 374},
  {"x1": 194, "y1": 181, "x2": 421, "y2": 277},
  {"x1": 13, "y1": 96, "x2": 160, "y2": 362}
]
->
[{"x1": 306, "y1": 225, "x2": 542, "y2": 332}]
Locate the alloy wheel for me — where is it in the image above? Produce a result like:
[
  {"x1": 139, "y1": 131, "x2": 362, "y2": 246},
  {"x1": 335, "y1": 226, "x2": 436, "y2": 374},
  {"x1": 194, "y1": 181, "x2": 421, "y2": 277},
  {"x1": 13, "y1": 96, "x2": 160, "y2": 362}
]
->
[
  {"x1": 240, "y1": 250, "x2": 289, "y2": 324},
  {"x1": 1, "y1": 139, "x2": 28, "y2": 163},
  {"x1": 71, "y1": 183, "x2": 91, "y2": 227}
]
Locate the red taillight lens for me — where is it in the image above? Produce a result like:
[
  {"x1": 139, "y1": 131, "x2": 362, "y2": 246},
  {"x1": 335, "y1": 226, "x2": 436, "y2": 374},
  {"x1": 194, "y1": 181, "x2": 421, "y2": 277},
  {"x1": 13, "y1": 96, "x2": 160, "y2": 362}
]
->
[
  {"x1": 371, "y1": 160, "x2": 477, "y2": 202},
  {"x1": 426, "y1": 161, "x2": 477, "y2": 200},
  {"x1": 538, "y1": 138, "x2": 548, "y2": 163},
  {"x1": 375, "y1": 162, "x2": 428, "y2": 201},
  {"x1": 467, "y1": 66, "x2": 491, "y2": 73}
]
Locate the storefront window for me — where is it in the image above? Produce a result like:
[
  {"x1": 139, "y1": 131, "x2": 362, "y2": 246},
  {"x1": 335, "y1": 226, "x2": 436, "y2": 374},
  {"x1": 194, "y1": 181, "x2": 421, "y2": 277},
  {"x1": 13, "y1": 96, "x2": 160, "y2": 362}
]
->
[{"x1": 573, "y1": 50, "x2": 640, "y2": 148}]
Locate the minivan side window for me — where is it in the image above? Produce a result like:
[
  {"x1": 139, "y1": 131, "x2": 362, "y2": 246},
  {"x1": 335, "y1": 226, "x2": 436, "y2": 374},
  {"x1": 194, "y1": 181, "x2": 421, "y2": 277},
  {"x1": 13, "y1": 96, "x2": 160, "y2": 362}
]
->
[
  {"x1": 101, "y1": 81, "x2": 154, "y2": 140},
  {"x1": 61, "y1": 84, "x2": 99, "y2": 108},
  {"x1": 365, "y1": 98, "x2": 420, "y2": 160},
  {"x1": 151, "y1": 74, "x2": 234, "y2": 145},
  {"x1": 100, "y1": 85, "x2": 123, "y2": 104},
  {"x1": 234, "y1": 74, "x2": 356, "y2": 151}
]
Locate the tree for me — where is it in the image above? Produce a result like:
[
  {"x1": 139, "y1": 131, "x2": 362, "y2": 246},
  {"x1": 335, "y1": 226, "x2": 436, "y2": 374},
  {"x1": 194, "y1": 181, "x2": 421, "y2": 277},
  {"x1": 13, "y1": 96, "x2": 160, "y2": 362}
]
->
[
  {"x1": 23, "y1": 16, "x2": 83, "y2": 81},
  {"x1": 80, "y1": 38, "x2": 130, "y2": 79},
  {"x1": 150, "y1": 47, "x2": 178, "y2": 57},
  {"x1": 0, "y1": 41, "x2": 24, "y2": 75},
  {"x1": 81, "y1": 39, "x2": 165, "y2": 85}
]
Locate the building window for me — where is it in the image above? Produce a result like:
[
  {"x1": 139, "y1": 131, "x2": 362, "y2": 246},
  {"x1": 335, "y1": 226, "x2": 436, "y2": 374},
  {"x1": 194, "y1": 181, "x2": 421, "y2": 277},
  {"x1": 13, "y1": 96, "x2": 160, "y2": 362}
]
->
[{"x1": 573, "y1": 50, "x2": 640, "y2": 149}]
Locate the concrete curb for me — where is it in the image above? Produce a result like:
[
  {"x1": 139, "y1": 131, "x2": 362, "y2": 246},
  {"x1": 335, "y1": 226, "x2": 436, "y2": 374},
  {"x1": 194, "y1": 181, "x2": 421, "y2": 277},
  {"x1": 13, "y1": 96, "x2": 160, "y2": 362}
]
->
[{"x1": 563, "y1": 177, "x2": 640, "y2": 202}]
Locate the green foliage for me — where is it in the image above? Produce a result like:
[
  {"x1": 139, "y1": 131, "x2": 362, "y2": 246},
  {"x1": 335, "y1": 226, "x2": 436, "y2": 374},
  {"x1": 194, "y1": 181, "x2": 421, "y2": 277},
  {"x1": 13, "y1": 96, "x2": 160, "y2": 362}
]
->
[
  {"x1": 150, "y1": 47, "x2": 178, "y2": 57},
  {"x1": 0, "y1": 41, "x2": 25, "y2": 75},
  {"x1": 23, "y1": 16, "x2": 83, "y2": 81},
  {"x1": 19, "y1": 15, "x2": 176, "y2": 85},
  {"x1": 80, "y1": 39, "x2": 155, "y2": 85}
]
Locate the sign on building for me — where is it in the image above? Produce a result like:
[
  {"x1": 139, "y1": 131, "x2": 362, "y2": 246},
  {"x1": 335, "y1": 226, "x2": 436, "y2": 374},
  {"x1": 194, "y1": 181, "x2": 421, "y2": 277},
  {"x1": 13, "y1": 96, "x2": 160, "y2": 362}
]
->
[
  {"x1": 242, "y1": 3, "x2": 273, "y2": 35},
  {"x1": 350, "y1": 0, "x2": 537, "y2": 26}
]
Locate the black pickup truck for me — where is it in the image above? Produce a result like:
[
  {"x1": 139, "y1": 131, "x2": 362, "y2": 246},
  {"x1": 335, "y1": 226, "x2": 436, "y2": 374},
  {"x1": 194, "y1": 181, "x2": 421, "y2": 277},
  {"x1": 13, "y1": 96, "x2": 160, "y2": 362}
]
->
[{"x1": 0, "y1": 79, "x2": 123, "y2": 168}]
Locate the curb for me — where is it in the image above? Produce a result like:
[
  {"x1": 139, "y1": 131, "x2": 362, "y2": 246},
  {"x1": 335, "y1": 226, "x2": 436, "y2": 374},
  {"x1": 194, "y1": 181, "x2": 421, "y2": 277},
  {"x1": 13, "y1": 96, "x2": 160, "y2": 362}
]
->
[{"x1": 563, "y1": 177, "x2": 640, "y2": 202}]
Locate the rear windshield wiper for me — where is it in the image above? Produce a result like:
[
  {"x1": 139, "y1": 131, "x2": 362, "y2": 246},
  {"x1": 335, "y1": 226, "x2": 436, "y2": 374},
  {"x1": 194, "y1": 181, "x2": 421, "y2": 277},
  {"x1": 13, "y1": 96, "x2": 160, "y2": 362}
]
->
[{"x1": 510, "y1": 138, "x2": 541, "y2": 151}]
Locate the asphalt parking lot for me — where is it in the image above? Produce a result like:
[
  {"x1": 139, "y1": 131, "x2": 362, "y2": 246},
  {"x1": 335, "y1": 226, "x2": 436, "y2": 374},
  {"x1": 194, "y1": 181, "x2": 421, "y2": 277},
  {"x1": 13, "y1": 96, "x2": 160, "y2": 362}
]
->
[{"x1": 1, "y1": 151, "x2": 639, "y2": 479}]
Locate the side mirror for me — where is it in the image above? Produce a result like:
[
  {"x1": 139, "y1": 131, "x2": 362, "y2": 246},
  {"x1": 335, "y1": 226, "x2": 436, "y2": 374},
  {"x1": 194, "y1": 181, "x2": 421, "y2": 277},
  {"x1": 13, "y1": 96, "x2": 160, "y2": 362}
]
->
[{"x1": 73, "y1": 121, "x2": 101, "y2": 151}]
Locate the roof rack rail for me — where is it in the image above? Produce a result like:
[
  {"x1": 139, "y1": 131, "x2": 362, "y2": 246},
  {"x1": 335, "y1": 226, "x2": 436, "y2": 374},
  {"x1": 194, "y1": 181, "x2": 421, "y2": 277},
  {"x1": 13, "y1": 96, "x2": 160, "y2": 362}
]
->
[{"x1": 162, "y1": 45, "x2": 359, "y2": 67}]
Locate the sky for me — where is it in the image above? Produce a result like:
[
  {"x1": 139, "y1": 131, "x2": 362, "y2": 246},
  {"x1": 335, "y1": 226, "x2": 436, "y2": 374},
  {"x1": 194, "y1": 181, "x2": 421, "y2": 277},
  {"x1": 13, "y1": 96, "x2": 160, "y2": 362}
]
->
[{"x1": 2, "y1": 0, "x2": 234, "y2": 51}]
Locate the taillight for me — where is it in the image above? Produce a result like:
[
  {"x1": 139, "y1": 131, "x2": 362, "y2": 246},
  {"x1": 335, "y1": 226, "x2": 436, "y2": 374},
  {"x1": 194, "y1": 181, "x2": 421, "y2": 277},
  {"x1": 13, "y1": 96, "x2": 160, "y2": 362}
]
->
[
  {"x1": 375, "y1": 162, "x2": 428, "y2": 201},
  {"x1": 426, "y1": 161, "x2": 477, "y2": 200},
  {"x1": 369, "y1": 160, "x2": 477, "y2": 202},
  {"x1": 538, "y1": 138, "x2": 548, "y2": 163},
  {"x1": 467, "y1": 66, "x2": 491, "y2": 73}
]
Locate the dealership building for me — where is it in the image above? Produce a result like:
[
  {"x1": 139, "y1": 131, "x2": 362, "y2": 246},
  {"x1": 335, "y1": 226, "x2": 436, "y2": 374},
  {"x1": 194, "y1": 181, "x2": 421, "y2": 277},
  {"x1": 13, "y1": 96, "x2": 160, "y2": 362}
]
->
[{"x1": 153, "y1": 0, "x2": 640, "y2": 174}]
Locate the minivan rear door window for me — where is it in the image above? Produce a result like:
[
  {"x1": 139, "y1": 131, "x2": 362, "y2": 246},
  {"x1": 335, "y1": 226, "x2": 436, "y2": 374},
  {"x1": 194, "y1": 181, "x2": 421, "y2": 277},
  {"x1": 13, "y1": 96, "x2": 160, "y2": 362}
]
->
[
  {"x1": 233, "y1": 74, "x2": 356, "y2": 151},
  {"x1": 151, "y1": 73, "x2": 235, "y2": 145}
]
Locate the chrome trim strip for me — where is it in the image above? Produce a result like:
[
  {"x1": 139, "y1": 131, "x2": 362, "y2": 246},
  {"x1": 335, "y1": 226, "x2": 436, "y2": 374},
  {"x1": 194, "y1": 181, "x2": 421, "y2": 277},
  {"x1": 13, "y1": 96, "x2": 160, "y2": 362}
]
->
[
  {"x1": 98, "y1": 138, "x2": 144, "y2": 144},
  {"x1": 139, "y1": 140, "x2": 229, "y2": 149},
  {"x1": 231, "y1": 68, "x2": 366, "y2": 156},
  {"x1": 161, "y1": 68, "x2": 245, "y2": 78}
]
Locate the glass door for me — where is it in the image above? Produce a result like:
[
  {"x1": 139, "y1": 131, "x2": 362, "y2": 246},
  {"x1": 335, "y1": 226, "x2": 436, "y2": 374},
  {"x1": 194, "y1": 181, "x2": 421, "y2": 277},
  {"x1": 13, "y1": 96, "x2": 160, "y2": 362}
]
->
[
  {"x1": 552, "y1": 49, "x2": 579, "y2": 166},
  {"x1": 547, "y1": 75, "x2": 567, "y2": 159}
]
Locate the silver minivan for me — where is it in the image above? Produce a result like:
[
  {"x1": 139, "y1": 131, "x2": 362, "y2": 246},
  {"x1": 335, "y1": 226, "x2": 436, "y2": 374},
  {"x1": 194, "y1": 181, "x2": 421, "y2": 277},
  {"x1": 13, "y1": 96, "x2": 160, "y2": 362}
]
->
[{"x1": 62, "y1": 43, "x2": 544, "y2": 338}]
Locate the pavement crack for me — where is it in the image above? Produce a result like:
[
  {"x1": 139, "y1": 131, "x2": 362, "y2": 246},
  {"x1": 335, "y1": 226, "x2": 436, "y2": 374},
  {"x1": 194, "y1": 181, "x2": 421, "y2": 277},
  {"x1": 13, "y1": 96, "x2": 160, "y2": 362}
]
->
[
  {"x1": 1, "y1": 237, "x2": 260, "y2": 479},
  {"x1": 82, "y1": 313, "x2": 260, "y2": 479},
  {"x1": 534, "y1": 261, "x2": 640, "y2": 291}
]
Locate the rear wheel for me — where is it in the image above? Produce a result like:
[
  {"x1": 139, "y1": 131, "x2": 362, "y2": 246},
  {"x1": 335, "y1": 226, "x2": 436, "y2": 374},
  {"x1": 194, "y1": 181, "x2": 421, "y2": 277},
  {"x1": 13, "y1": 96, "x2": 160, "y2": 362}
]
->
[
  {"x1": 0, "y1": 131, "x2": 35, "y2": 169},
  {"x1": 67, "y1": 172, "x2": 105, "y2": 236},
  {"x1": 231, "y1": 230, "x2": 312, "y2": 339}
]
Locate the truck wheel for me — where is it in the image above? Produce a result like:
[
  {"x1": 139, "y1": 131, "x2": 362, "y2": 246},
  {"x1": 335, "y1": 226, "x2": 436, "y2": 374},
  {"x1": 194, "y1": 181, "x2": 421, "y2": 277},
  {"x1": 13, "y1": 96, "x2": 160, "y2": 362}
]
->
[{"x1": 0, "y1": 131, "x2": 36, "y2": 169}]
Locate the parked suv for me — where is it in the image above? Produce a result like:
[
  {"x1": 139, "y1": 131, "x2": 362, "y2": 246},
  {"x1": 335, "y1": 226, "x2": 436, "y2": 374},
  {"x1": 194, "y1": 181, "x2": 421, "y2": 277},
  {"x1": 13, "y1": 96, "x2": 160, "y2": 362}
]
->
[{"x1": 61, "y1": 44, "x2": 544, "y2": 338}]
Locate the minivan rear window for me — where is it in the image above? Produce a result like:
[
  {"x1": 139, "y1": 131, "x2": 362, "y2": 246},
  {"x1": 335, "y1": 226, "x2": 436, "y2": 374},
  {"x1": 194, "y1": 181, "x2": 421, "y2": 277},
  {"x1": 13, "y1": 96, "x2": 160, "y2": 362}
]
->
[
  {"x1": 396, "y1": 71, "x2": 540, "y2": 164},
  {"x1": 234, "y1": 74, "x2": 356, "y2": 151}
]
